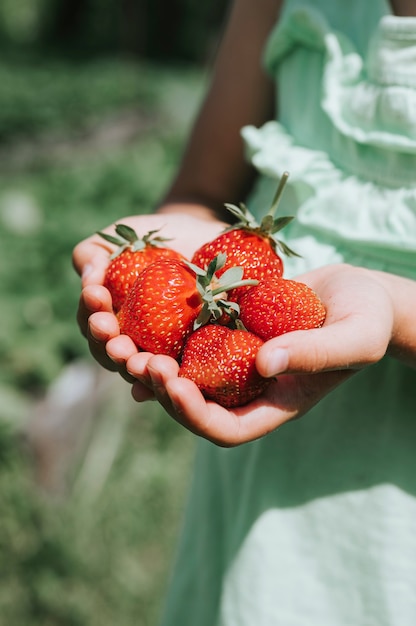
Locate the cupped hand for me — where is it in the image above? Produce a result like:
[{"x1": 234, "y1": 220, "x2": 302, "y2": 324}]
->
[
  {"x1": 72, "y1": 211, "x2": 227, "y2": 375},
  {"x1": 72, "y1": 211, "x2": 227, "y2": 289},
  {"x1": 126, "y1": 264, "x2": 398, "y2": 446}
]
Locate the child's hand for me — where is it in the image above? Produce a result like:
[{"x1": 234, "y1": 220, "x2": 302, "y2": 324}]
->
[
  {"x1": 126, "y1": 264, "x2": 413, "y2": 446},
  {"x1": 72, "y1": 211, "x2": 227, "y2": 376},
  {"x1": 125, "y1": 351, "x2": 350, "y2": 446}
]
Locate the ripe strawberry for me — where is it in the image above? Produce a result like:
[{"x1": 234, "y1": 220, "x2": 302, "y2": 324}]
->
[
  {"x1": 238, "y1": 278, "x2": 326, "y2": 340},
  {"x1": 179, "y1": 324, "x2": 271, "y2": 408},
  {"x1": 98, "y1": 223, "x2": 185, "y2": 312},
  {"x1": 117, "y1": 254, "x2": 256, "y2": 360},
  {"x1": 191, "y1": 172, "x2": 299, "y2": 299}
]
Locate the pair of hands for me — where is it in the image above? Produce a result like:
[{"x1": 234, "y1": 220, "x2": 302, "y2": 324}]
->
[{"x1": 73, "y1": 212, "x2": 396, "y2": 446}]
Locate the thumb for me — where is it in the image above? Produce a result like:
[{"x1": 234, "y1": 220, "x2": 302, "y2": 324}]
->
[{"x1": 256, "y1": 316, "x2": 390, "y2": 378}]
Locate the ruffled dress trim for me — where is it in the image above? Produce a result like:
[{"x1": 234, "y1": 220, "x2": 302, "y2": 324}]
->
[{"x1": 242, "y1": 8, "x2": 416, "y2": 279}]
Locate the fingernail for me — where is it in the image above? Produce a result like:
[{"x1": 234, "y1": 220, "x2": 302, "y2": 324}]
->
[{"x1": 264, "y1": 348, "x2": 289, "y2": 377}]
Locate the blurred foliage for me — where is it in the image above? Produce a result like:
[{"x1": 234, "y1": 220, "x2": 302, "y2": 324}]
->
[
  {"x1": 0, "y1": 58, "x2": 206, "y2": 392},
  {"x1": 0, "y1": 58, "x2": 203, "y2": 143},
  {"x1": 0, "y1": 3, "x2": 220, "y2": 622},
  {"x1": 0, "y1": 53, "x2": 205, "y2": 625},
  {"x1": 0, "y1": 0, "x2": 227, "y2": 62},
  {"x1": 0, "y1": 394, "x2": 194, "y2": 626}
]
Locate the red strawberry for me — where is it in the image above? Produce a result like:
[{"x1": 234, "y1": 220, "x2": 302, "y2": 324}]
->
[
  {"x1": 191, "y1": 172, "x2": 299, "y2": 299},
  {"x1": 118, "y1": 254, "x2": 256, "y2": 360},
  {"x1": 98, "y1": 224, "x2": 185, "y2": 312},
  {"x1": 238, "y1": 278, "x2": 326, "y2": 340},
  {"x1": 179, "y1": 324, "x2": 271, "y2": 408}
]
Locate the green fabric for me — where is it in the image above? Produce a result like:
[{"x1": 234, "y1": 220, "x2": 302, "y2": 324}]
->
[{"x1": 160, "y1": 2, "x2": 416, "y2": 625}]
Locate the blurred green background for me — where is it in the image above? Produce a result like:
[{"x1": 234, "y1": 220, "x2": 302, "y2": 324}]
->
[{"x1": 0, "y1": 1, "x2": 226, "y2": 624}]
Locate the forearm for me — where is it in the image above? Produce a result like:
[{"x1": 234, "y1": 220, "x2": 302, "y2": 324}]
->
[{"x1": 157, "y1": 0, "x2": 281, "y2": 221}]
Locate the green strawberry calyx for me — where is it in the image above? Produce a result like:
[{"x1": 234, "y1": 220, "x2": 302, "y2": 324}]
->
[
  {"x1": 185, "y1": 253, "x2": 258, "y2": 329},
  {"x1": 223, "y1": 171, "x2": 301, "y2": 258},
  {"x1": 97, "y1": 223, "x2": 173, "y2": 260}
]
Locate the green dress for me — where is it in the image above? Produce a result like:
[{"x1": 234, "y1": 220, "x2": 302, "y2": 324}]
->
[{"x1": 161, "y1": 2, "x2": 416, "y2": 624}]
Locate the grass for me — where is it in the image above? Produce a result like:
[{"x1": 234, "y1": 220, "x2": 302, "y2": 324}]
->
[{"x1": 0, "y1": 55, "x2": 206, "y2": 625}]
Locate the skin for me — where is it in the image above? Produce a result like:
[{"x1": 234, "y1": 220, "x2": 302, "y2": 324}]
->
[{"x1": 73, "y1": 0, "x2": 416, "y2": 446}]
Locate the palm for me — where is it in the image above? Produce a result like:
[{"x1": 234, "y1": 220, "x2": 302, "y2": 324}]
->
[{"x1": 138, "y1": 358, "x2": 352, "y2": 446}]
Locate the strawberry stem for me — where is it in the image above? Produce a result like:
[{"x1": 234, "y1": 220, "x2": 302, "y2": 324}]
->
[
  {"x1": 268, "y1": 171, "x2": 289, "y2": 218},
  {"x1": 97, "y1": 224, "x2": 173, "y2": 258},
  {"x1": 187, "y1": 254, "x2": 260, "y2": 330}
]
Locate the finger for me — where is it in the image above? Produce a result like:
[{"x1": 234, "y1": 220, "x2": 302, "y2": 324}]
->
[
  {"x1": 126, "y1": 352, "x2": 156, "y2": 386},
  {"x1": 166, "y1": 370, "x2": 352, "y2": 446},
  {"x1": 146, "y1": 356, "x2": 270, "y2": 445},
  {"x1": 106, "y1": 334, "x2": 138, "y2": 365},
  {"x1": 131, "y1": 381, "x2": 156, "y2": 402},
  {"x1": 146, "y1": 356, "x2": 285, "y2": 445},
  {"x1": 126, "y1": 351, "x2": 162, "y2": 392},
  {"x1": 106, "y1": 334, "x2": 139, "y2": 383},
  {"x1": 77, "y1": 285, "x2": 113, "y2": 337},
  {"x1": 164, "y1": 376, "x2": 282, "y2": 446},
  {"x1": 141, "y1": 354, "x2": 224, "y2": 438},
  {"x1": 129, "y1": 352, "x2": 157, "y2": 401},
  {"x1": 88, "y1": 311, "x2": 120, "y2": 342},
  {"x1": 146, "y1": 355, "x2": 181, "y2": 411},
  {"x1": 164, "y1": 376, "x2": 224, "y2": 437},
  {"x1": 138, "y1": 357, "x2": 351, "y2": 446},
  {"x1": 86, "y1": 311, "x2": 121, "y2": 372},
  {"x1": 256, "y1": 314, "x2": 391, "y2": 379},
  {"x1": 72, "y1": 237, "x2": 111, "y2": 286}
]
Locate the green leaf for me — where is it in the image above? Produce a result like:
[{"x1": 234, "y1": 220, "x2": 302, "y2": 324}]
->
[
  {"x1": 206, "y1": 253, "x2": 226, "y2": 281},
  {"x1": 193, "y1": 303, "x2": 211, "y2": 329},
  {"x1": 223, "y1": 202, "x2": 246, "y2": 220},
  {"x1": 223, "y1": 202, "x2": 259, "y2": 228},
  {"x1": 217, "y1": 299, "x2": 240, "y2": 316},
  {"x1": 270, "y1": 215, "x2": 294, "y2": 233},
  {"x1": 260, "y1": 214, "x2": 274, "y2": 233},
  {"x1": 219, "y1": 266, "x2": 244, "y2": 285},
  {"x1": 143, "y1": 228, "x2": 163, "y2": 240},
  {"x1": 275, "y1": 239, "x2": 302, "y2": 258},
  {"x1": 200, "y1": 285, "x2": 213, "y2": 300},
  {"x1": 115, "y1": 223, "x2": 138, "y2": 243},
  {"x1": 184, "y1": 260, "x2": 206, "y2": 276},
  {"x1": 143, "y1": 228, "x2": 173, "y2": 247},
  {"x1": 96, "y1": 231, "x2": 126, "y2": 246}
]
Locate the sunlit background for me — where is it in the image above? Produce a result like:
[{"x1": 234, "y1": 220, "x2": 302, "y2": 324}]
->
[{"x1": 0, "y1": 1, "x2": 226, "y2": 624}]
